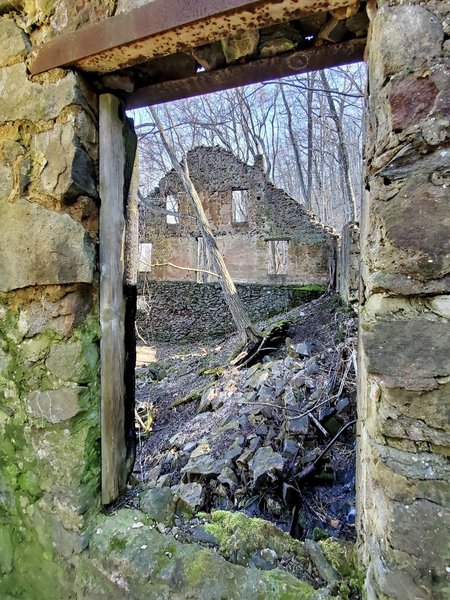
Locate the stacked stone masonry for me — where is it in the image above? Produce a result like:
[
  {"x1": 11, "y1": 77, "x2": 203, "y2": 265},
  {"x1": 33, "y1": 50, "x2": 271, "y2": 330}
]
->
[
  {"x1": 337, "y1": 221, "x2": 360, "y2": 305},
  {"x1": 0, "y1": 4, "x2": 114, "y2": 596},
  {"x1": 358, "y1": 2, "x2": 450, "y2": 599},
  {"x1": 137, "y1": 280, "x2": 323, "y2": 342}
]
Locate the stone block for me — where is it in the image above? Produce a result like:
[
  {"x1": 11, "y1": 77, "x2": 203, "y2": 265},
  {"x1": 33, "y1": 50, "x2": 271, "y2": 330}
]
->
[
  {"x1": 30, "y1": 499, "x2": 90, "y2": 558},
  {"x1": 83, "y1": 508, "x2": 315, "y2": 599},
  {"x1": 389, "y1": 499, "x2": 450, "y2": 574},
  {"x1": 427, "y1": 295, "x2": 450, "y2": 318},
  {"x1": 221, "y1": 30, "x2": 259, "y2": 63},
  {"x1": 362, "y1": 318, "x2": 450, "y2": 388},
  {"x1": 379, "y1": 399, "x2": 449, "y2": 447},
  {"x1": 45, "y1": 340, "x2": 98, "y2": 383},
  {"x1": 377, "y1": 145, "x2": 450, "y2": 181},
  {"x1": 370, "y1": 5, "x2": 443, "y2": 80},
  {"x1": 382, "y1": 384, "x2": 450, "y2": 433},
  {"x1": 318, "y1": 16, "x2": 347, "y2": 43},
  {"x1": 372, "y1": 174, "x2": 450, "y2": 281},
  {"x1": 431, "y1": 62, "x2": 450, "y2": 118},
  {"x1": 139, "y1": 487, "x2": 176, "y2": 524},
  {"x1": 0, "y1": 525, "x2": 13, "y2": 574},
  {"x1": 31, "y1": 423, "x2": 99, "y2": 513},
  {"x1": 0, "y1": 63, "x2": 83, "y2": 123},
  {"x1": 376, "y1": 444, "x2": 450, "y2": 483},
  {"x1": 372, "y1": 454, "x2": 450, "y2": 506},
  {"x1": 372, "y1": 548, "x2": 435, "y2": 600},
  {"x1": 26, "y1": 387, "x2": 85, "y2": 423},
  {"x1": 0, "y1": 163, "x2": 13, "y2": 200},
  {"x1": 20, "y1": 289, "x2": 93, "y2": 338},
  {"x1": 389, "y1": 76, "x2": 438, "y2": 131},
  {"x1": 20, "y1": 335, "x2": 51, "y2": 362},
  {"x1": 32, "y1": 122, "x2": 97, "y2": 203},
  {"x1": 0, "y1": 18, "x2": 30, "y2": 66},
  {"x1": 191, "y1": 41, "x2": 225, "y2": 71},
  {"x1": 0, "y1": 198, "x2": 95, "y2": 291}
]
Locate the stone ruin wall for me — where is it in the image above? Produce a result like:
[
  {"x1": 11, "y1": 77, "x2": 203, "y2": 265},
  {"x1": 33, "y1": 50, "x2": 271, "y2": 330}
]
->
[
  {"x1": 142, "y1": 146, "x2": 336, "y2": 286},
  {"x1": 358, "y1": 1, "x2": 450, "y2": 598},
  {"x1": 0, "y1": 2, "x2": 116, "y2": 594},
  {"x1": 137, "y1": 280, "x2": 323, "y2": 342}
]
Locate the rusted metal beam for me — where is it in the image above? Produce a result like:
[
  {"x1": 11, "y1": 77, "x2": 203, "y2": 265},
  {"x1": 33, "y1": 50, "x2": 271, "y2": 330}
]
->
[
  {"x1": 126, "y1": 39, "x2": 366, "y2": 109},
  {"x1": 30, "y1": 0, "x2": 360, "y2": 75}
]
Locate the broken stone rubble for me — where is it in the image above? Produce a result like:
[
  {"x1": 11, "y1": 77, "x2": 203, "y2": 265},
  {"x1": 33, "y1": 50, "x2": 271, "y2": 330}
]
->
[{"x1": 135, "y1": 301, "x2": 358, "y2": 541}]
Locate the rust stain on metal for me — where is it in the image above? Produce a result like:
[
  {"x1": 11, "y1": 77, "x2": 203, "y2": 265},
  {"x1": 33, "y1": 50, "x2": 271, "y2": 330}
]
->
[
  {"x1": 125, "y1": 38, "x2": 366, "y2": 109},
  {"x1": 30, "y1": 0, "x2": 360, "y2": 75}
]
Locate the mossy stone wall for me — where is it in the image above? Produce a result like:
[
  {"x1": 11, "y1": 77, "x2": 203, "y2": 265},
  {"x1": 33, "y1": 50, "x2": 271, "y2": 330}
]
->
[{"x1": 0, "y1": 4, "x2": 115, "y2": 596}]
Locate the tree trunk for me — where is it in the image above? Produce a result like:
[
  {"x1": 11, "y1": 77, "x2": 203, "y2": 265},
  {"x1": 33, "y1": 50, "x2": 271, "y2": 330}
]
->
[
  {"x1": 280, "y1": 83, "x2": 308, "y2": 205},
  {"x1": 320, "y1": 70, "x2": 357, "y2": 222},
  {"x1": 149, "y1": 107, "x2": 261, "y2": 346}
]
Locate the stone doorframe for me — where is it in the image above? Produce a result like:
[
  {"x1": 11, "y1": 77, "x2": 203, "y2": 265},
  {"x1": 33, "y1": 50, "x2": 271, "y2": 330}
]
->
[
  {"x1": 98, "y1": 4, "x2": 450, "y2": 591},
  {"x1": 0, "y1": 1, "x2": 447, "y2": 598}
]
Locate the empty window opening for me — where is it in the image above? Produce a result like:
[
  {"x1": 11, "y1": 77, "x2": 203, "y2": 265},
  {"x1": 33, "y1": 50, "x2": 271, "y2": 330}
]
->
[
  {"x1": 232, "y1": 189, "x2": 249, "y2": 223},
  {"x1": 138, "y1": 242, "x2": 152, "y2": 272},
  {"x1": 166, "y1": 194, "x2": 179, "y2": 224},
  {"x1": 197, "y1": 236, "x2": 213, "y2": 283},
  {"x1": 267, "y1": 239, "x2": 288, "y2": 274}
]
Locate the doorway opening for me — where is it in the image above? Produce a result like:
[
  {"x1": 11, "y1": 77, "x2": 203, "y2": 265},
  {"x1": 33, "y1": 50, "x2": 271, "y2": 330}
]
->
[{"x1": 125, "y1": 62, "x2": 365, "y2": 552}]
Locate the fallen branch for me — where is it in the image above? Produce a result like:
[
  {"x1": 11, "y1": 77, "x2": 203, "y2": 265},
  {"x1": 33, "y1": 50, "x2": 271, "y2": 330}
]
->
[
  {"x1": 308, "y1": 413, "x2": 329, "y2": 437},
  {"x1": 236, "y1": 400, "x2": 299, "y2": 412},
  {"x1": 171, "y1": 384, "x2": 210, "y2": 408},
  {"x1": 141, "y1": 259, "x2": 220, "y2": 279},
  {"x1": 351, "y1": 348, "x2": 358, "y2": 377},
  {"x1": 336, "y1": 351, "x2": 354, "y2": 400},
  {"x1": 231, "y1": 321, "x2": 289, "y2": 368}
]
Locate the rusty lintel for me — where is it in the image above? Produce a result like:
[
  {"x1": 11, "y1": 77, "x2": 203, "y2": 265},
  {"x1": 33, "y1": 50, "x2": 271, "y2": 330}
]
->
[
  {"x1": 30, "y1": 0, "x2": 359, "y2": 75},
  {"x1": 125, "y1": 39, "x2": 366, "y2": 110}
]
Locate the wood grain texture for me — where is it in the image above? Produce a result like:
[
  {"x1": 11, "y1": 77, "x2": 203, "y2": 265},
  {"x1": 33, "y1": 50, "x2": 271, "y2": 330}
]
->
[{"x1": 99, "y1": 94, "x2": 127, "y2": 504}]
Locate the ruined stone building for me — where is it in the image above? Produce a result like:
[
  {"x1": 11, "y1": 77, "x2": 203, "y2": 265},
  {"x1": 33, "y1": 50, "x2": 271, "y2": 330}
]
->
[
  {"x1": 140, "y1": 146, "x2": 336, "y2": 286},
  {"x1": 0, "y1": 1, "x2": 448, "y2": 599}
]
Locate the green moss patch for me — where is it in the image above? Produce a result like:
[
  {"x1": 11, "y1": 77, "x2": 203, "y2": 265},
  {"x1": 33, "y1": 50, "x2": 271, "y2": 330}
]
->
[
  {"x1": 204, "y1": 510, "x2": 307, "y2": 564},
  {"x1": 319, "y1": 538, "x2": 364, "y2": 599}
]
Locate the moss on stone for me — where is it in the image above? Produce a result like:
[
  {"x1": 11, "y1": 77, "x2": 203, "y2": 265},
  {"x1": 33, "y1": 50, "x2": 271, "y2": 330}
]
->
[
  {"x1": 0, "y1": 514, "x2": 75, "y2": 600},
  {"x1": 319, "y1": 538, "x2": 364, "y2": 599},
  {"x1": 290, "y1": 284, "x2": 326, "y2": 293},
  {"x1": 204, "y1": 510, "x2": 306, "y2": 564},
  {"x1": 261, "y1": 569, "x2": 316, "y2": 600},
  {"x1": 85, "y1": 508, "x2": 317, "y2": 600}
]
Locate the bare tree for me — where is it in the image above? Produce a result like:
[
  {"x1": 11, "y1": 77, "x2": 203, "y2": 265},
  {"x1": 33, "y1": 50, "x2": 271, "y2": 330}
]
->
[
  {"x1": 135, "y1": 64, "x2": 366, "y2": 231},
  {"x1": 319, "y1": 70, "x2": 357, "y2": 221}
]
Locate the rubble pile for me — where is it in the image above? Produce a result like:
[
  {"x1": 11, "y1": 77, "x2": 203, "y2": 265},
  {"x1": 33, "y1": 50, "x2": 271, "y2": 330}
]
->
[{"x1": 134, "y1": 295, "x2": 358, "y2": 542}]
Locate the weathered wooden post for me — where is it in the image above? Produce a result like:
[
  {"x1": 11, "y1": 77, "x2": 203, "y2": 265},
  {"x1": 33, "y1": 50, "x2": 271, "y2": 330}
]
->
[{"x1": 99, "y1": 94, "x2": 128, "y2": 504}]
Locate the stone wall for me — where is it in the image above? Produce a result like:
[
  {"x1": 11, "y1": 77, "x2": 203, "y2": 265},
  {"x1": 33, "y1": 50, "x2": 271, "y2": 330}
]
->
[
  {"x1": 357, "y1": 2, "x2": 450, "y2": 598},
  {"x1": 337, "y1": 222, "x2": 360, "y2": 305},
  {"x1": 141, "y1": 146, "x2": 336, "y2": 286},
  {"x1": 0, "y1": 3, "x2": 113, "y2": 595},
  {"x1": 137, "y1": 280, "x2": 324, "y2": 342},
  {"x1": 1, "y1": 1, "x2": 449, "y2": 597}
]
